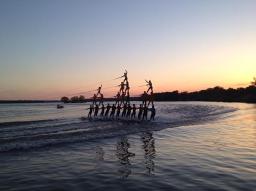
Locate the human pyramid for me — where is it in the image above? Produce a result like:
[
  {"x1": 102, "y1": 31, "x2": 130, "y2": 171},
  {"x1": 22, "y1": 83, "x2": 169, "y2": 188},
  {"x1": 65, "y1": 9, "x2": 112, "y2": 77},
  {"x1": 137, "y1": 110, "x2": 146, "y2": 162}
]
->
[{"x1": 87, "y1": 71, "x2": 156, "y2": 121}]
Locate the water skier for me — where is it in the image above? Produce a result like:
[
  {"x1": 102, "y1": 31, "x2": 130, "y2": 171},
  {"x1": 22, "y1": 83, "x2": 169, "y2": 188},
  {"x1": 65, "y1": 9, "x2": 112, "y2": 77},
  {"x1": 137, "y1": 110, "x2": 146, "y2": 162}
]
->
[
  {"x1": 125, "y1": 81, "x2": 130, "y2": 94},
  {"x1": 100, "y1": 104, "x2": 105, "y2": 117},
  {"x1": 131, "y1": 104, "x2": 137, "y2": 119},
  {"x1": 125, "y1": 92, "x2": 130, "y2": 104},
  {"x1": 92, "y1": 94, "x2": 97, "y2": 105},
  {"x1": 142, "y1": 91, "x2": 148, "y2": 106},
  {"x1": 138, "y1": 104, "x2": 143, "y2": 120},
  {"x1": 121, "y1": 103, "x2": 127, "y2": 117},
  {"x1": 105, "y1": 104, "x2": 111, "y2": 117},
  {"x1": 110, "y1": 104, "x2": 116, "y2": 118},
  {"x1": 119, "y1": 82, "x2": 125, "y2": 94},
  {"x1": 148, "y1": 91, "x2": 154, "y2": 106},
  {"x1": 149, "y1": 105, "x2": 156, "y2": 121},
  {"x1": 96, "y1": 85, "x2": 102, "y2": 96},
  {"x1": 120, "y1": 92, "x2": 126, "y2": 105},
  {"x1": 126, "y1": 104, "x2": 132, "y2": 118},
  {"x1": 146, "y1": 80, "x2": 153, "y2": 93},
  {"x1": 88, "y1": 104, "x2": 94, "y2": 118},
  {"x1": 115, "y1": 92, "x2": 121, "y2": 105},
  {"x1": 116, "y1": 104, "x2": 121, "y2": 118},
  {"x1": 94, "y1": 104, "x2": 99, "y2": 117},
  {"x1": 142, "y1": 105, "x2": 148, "y2": 120},
  {"x1": 122, "y1": 70, "x2": 128, "y2": 83},
  {"x1": 99, "y1": 93, "x2": 104, "y2": 104}
]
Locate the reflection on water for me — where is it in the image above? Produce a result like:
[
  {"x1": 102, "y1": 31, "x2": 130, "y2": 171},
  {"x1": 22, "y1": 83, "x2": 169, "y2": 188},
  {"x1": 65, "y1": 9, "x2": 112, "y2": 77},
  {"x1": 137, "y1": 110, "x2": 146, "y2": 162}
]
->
[
  {"x1": 94, "y1": 146, "x2": 105, "y2": 172},
  {"x1": 95, "y1": 146, "x2": 104, "y2": 161},
  {"x1": 116, "y1": 136, "x2": 135, "y2": 178},
  {"x1": 141, "y1": 132, "x2": 156, "y2": 175},
  {"x1": 1, "y1": 102, "x2": 256, "y2": 191}
]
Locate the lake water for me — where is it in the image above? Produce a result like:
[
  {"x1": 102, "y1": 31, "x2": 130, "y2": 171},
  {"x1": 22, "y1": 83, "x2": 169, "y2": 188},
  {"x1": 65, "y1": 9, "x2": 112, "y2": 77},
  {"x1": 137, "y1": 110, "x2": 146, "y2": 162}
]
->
[{"x1": 0, "y1": 102, "x2": 255, "y2": 191}]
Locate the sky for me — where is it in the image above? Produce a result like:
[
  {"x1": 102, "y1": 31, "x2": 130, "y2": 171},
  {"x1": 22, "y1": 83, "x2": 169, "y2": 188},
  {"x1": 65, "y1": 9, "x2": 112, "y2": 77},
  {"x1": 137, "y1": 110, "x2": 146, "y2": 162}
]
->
[{"x1": 0, "y1": 0, "x2": 256, "y2": 100}]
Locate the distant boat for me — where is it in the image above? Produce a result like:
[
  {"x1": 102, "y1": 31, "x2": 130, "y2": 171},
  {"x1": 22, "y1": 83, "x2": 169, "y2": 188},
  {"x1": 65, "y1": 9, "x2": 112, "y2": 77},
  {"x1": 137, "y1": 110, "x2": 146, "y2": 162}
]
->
[{"x1": 57, "y1": 104, "x2": 64, "y2": 109}]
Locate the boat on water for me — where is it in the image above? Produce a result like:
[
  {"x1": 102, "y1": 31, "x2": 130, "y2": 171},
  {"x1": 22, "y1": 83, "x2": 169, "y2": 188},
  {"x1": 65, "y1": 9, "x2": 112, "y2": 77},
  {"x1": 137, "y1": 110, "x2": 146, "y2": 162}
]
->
[{"x1": 57, "y1": 104, "x2": 64, "y2": 109}]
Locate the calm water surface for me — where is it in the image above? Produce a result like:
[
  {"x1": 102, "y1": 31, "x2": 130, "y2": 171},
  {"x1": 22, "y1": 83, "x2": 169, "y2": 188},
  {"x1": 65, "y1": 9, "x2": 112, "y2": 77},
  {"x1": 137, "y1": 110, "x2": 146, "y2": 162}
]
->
[{"x1": 0, "y1": 102, "x2": 255, "y2": 191}]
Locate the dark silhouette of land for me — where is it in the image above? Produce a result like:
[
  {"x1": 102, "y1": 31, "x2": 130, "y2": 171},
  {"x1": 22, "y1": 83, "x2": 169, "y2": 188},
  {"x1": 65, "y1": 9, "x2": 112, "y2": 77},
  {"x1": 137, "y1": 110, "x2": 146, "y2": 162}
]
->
[
  {"x1": 1, "y1": 85, "x2": 255, "y2": 104},
  {"x1": 154, "y1": 85, "x2": 256, "y2": 103},
  {"x1": 59, "y1": 85, "x2": 255, "y2": 104}
]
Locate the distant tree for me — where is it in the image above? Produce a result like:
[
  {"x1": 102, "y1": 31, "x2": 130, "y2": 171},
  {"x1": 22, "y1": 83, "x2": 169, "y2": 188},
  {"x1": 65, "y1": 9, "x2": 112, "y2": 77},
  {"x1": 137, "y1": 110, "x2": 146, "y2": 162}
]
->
[
  {"x1": 251, "y1": 77, "x2": 256, "y2": 86},
  {"x1": 61, "y1": 96, "x2": 69, "y2": 103},
  {"x1": 79, "y1": 95, "x2": 85, "y2": 102},
  {"x1": 70, "y1": 96, "x2": 79, "y2": 102}
]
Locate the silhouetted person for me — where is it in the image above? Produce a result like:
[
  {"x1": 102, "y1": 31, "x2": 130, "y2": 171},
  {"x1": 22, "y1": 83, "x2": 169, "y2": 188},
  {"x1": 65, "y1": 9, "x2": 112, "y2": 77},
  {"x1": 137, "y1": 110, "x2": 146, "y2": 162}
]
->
[
  {"x1": 119, "y1": 82, "x2": 125, "y2": 93},
  {"x1": 105, "y1": 104, "x2": 111, "y2": 117},
  {"x1": 146, "y1": 80, "x2": 153, "y2": 93},
  {"x1": 115, "y1": 92, "x2": 121, "y2": 105},
  {"x1": 92, "y1": 94, "x2": 97, "y2": 105},
  {"x1": 88, "y1": 105, "x2": 94, "y2": 118},
  {"x1": 126, "y1": 104, "x2": 132, "y2": 118},
  {"x1": 116, "y1": 104, "x2": 121, "y2": 118},
  {"x1": 142, "y1": 106, "x2": 148, "y2": 120},
  {"x1": 94, "y1": 104, "x2": 99, "y2": 117},
  {"x1": 142, "y1": 91, "x2": 148, "y2": 106},
  {"x1": 149, "y1": 105, "x2": 156, "y2": 121},
  {"x1": 131, "y1": 104, "x2": 136, "y2": 119},
  {"x1": 147, "y1": 91, "x2": 154, "y2": 106},
  {"x1": 96, "y1": 85, "x2": 102, "y2": 96},
  {"x1": 100, "y1": 104, "x2": 105, "y2": 117},
  {"x1": 138, "y1": 104, "x2": 143, "y2": 120},
  {"x1": 120, "y1": 92, "x2": 126, "y2": 105},
  {"x1": 110, "y1": 104, "x2": 116, "y2": 118},
  {"x1": 125, "y1": 81, "x2": 130, "y2": 94},
  {"x1": 121, "y1": 70, "x2": 128, "y2": 83},
  {"x1": 99, "y1": 93, "x2": 104, "y2": 104},
  {"x1": 125, "y1": 92, "x2": 130, "y2": 104},
  {"x1": 121, "y1": 104, "x2": 127, "y2": 117}
]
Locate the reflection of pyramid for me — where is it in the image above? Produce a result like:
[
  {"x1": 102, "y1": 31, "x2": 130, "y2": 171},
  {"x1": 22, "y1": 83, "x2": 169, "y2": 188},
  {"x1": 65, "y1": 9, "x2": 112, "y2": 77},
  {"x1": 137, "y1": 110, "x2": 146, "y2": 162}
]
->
[{"x1": 116, "y1": 137, "x2": 135, "y2": 165}]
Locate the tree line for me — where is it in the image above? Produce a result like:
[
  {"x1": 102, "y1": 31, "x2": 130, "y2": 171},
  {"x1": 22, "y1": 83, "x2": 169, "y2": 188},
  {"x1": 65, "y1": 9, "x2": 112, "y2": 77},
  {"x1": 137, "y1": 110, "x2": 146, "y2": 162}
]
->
[
  {"x1": 61, "y1": 78, "x2": 256, "y2": 103},
  {"x1": 154, "y1": 85, "x2": 256, "y2": 103}
]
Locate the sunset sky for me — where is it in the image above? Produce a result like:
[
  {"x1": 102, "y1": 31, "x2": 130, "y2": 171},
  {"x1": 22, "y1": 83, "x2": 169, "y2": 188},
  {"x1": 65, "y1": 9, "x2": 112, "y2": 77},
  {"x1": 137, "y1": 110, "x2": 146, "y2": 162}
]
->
[{"x1": 0, "y1": 0, "x2": 256, "y2": 100}]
